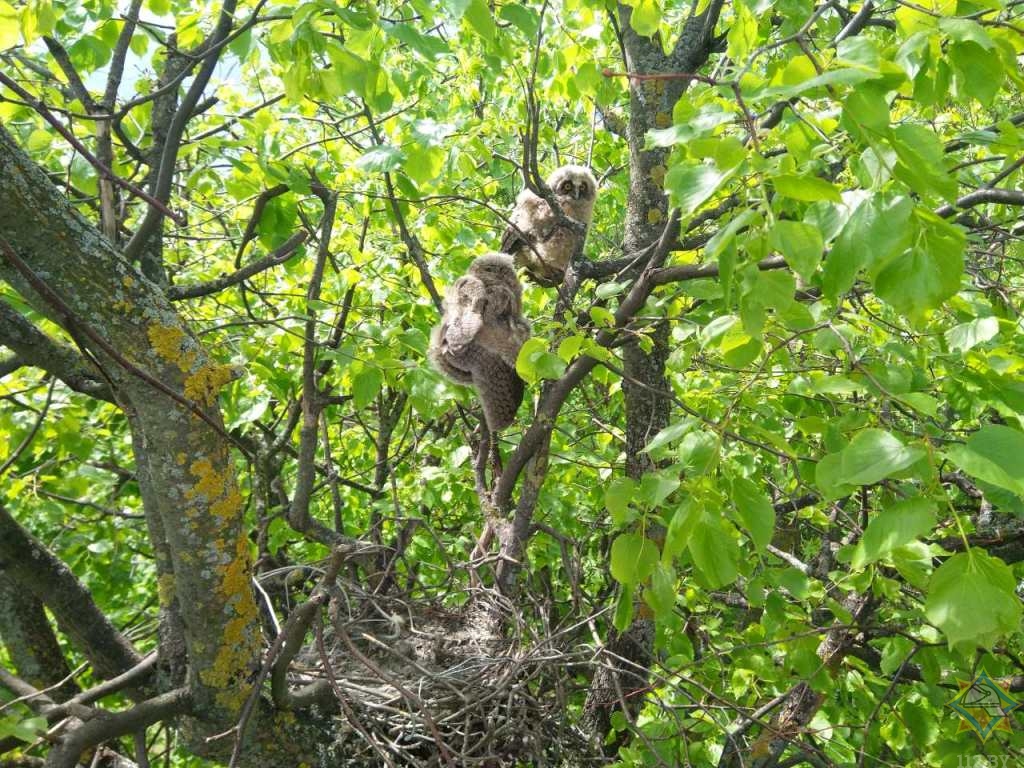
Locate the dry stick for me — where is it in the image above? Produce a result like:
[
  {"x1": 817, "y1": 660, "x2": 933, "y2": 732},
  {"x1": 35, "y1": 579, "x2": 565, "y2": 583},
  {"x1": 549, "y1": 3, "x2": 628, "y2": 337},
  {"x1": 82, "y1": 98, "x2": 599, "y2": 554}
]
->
[
  {"x1": 336, "y1": 627, "x2": 457, "y2": 768},
  {"x1": 0, "y1": 72, "x2": 184, "y2": 224},
  {"x1": 227, "y1": 551, "x2": 346, "y2": 768},
  {"x1": 0, "y1": 238, "x2": 251, "y2": 458},
  {"x1": 167, "y1": 230, "x2": 308, "y2": 300},
  {"x1": 314, "y1": 618, "x2": 398, "y2": 767}
]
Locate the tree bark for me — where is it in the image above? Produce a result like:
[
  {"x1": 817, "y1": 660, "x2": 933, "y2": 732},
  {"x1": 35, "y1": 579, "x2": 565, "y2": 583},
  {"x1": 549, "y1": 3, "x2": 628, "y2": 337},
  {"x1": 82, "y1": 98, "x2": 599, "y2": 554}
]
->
[
  {"x1": 0, "y1": 123, "x2": 261, "y2": 725},
  {"x1": 583, "y1": 1, "x2": 724, "y2": 748}
]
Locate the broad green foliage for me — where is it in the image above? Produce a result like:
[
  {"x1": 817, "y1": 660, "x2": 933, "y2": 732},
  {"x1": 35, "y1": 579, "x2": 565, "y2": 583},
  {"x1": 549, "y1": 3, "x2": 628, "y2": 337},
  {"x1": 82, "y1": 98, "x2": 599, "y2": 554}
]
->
[{"x1": 2, "y1": 0, "x2": 1024, "y2": 765}]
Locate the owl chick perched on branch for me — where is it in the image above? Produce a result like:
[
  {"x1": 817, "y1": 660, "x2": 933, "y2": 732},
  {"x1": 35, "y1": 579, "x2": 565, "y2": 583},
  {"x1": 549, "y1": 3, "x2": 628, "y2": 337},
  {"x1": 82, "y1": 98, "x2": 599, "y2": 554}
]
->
[
  {"x1": 429, "y1": 253, "x2": 531, "y2": 432},
  {"x1": 500, "y1": 164, "x2": 598, "y2": 287}
]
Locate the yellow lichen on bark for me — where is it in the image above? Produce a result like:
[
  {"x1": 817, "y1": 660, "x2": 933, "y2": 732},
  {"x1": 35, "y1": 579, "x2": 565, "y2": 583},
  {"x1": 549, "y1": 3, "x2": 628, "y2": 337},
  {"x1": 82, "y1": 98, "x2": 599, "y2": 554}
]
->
[
  {"x1": 210, "y1": 487, "x2": 243, "y2": 520},
  {"x1": 187, "y1": 458, "x2": 224, "y2": 501},
  {"x1": 649, "y1": 164, "x2": 666, "y2": 187},
  {"x1": 201, "y1": 534, "x2": 259, "y2": 713},
  {"x1": 147, "y1": 323, "x2": 196, "y2": 373},
  {"x1": 184, "y1": 363, "x2": 234, "y2": 406},
  {"x1": 157, "y1": 573, "x2": 176, "y2": 606},
  {"x1": 647, "y1": 208, "x2": 664, "y2": 224}
]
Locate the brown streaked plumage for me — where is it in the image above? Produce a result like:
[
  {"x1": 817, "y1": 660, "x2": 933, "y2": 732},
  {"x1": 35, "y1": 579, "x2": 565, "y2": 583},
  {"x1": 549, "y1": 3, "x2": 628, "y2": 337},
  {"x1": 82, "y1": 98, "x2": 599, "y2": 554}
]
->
[
  {"x1": 500, "y1": 165, "x2": 598, "y2": 287},
  {"x1": 429, "y1": 253, "x2": 531, "y2": 431}
]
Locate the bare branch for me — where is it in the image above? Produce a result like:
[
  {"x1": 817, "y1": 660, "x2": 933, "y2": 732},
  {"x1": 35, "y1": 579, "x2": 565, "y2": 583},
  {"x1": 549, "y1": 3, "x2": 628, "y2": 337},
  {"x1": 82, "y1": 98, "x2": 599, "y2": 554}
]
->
[
  {"x1": 0, "y1": 503, "x2": 142, "y2": 680},
  {"x1": 0, "y1": 299, "x2": 114, "y2": 402},
  {"x1": 167, "y1": 230, "x2": 308, "y2": 300},
  {"x1": 0, "y1": 71, "x2": 184, "y2": 224}
]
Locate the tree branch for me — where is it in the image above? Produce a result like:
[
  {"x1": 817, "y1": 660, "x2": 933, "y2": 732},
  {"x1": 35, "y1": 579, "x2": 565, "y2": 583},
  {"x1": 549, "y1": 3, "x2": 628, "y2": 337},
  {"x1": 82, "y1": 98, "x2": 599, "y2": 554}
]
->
[
  {"x1": 0, "y1": 504, "x2": 142, "y2": 680},
  {"x1": 0, "y1": 299, "x2": 113, "y2": 402},
  {"x1": 167, "y1": 230, "x2": 308, "y2": 300},
  {"x1": 45, "y1": 688, "x2": 190, "y2": 768},
  {"x1": 123, "y1": 0, "x2": 240, "y2": 260}
]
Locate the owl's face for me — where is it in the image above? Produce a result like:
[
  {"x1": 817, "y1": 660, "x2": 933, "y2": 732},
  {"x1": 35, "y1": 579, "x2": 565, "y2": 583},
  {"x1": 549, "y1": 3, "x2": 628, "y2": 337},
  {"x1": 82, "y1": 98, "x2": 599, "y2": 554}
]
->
[
  {"x1": 469, "y1": 253, "x2": 517, "y2": 287},
  {"x1": 548, "y1": 165, "x2": 597, "y2": 202}
]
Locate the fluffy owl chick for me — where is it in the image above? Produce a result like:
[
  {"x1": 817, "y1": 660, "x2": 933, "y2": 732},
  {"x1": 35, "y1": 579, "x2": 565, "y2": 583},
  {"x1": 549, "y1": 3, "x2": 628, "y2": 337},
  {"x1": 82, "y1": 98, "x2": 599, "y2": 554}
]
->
[
  {"x1": 500, "y1": 164, "x2": 598, "y2": 287},
  {"x1": 429, "y1": 253, "x2": 531, "y2": 431}
]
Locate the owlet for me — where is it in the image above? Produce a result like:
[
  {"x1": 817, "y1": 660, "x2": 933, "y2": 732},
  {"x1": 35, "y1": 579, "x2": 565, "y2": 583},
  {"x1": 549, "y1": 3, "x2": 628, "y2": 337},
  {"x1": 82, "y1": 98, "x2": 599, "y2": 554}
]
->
[
  {"x1": 429, "y1": 253, "x2": 531, "y2": 431},
  {"x1": 500, "y1": 164, "x2": 598, "y2": 287}
]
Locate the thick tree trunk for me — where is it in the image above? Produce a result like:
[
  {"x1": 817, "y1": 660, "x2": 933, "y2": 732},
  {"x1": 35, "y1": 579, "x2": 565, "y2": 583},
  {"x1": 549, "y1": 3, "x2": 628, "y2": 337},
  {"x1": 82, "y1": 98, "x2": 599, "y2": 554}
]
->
[
  {"x1": 582, "y1": 1, "x2": 724, "y2": 749},
  {"x1": 0, "y1": 124, "x2": 261, "y2": 725}
]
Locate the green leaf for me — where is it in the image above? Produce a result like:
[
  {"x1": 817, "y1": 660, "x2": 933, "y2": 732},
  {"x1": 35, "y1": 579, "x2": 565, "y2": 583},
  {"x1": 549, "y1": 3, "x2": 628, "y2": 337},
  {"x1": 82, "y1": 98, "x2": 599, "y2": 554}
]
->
[
  {"x1": 895, "y1": 392, "x2": 939, "y2": 417},
  {"x1": 851, "y1": 497, "x2": 937, "y2": 569},
  {"x1": 26, "y1": 128, "x2": 51, "y2": 151},
  {"x1": 664, "y1": 500, "x2": 698, "y2": 558},
  {"x1": 946, "y1": 316, "x2": 999, "y2": 352},
  {"x1": 925, "y1": 551, "x2": 1022, "y2": 650},
  {"x1": 498, "y1": 4, "x2": 538, "y2": 36},
  {"x1": 945, "y1": 425, "x2": 1024, "y2": 497},
  {"x1": 613, "y1": 585, "x2": 635, "y2": 631},
  {"x1": 689, "y1": 512, "x2": 739, "y2": 588},
  {"x1": 442, "y1": 0, "x2": 472, "y2": 20},
  {"x1": 382, "y1": 22, "x2": 450, "y2": 59},
  {"x1": 772, "y1": 174, "x2": 843, "y2": 203},
  {"x1": 766, "y1": 67, "x2": 880, "y2": 99},
  {"x1": 769, "y1": 220, "x2": 823, "y2": 280},
  {"x1": 939, "y1": 18, "x2": 995, "y2": 48},
  {"x1": 351, "y1": 367, "x2": 383, "y2": 410},
  {"x1": 0, "y1": 1, "x2": 22, "y2": 49},
  {"x1": 838, "y1": 429, "x2": 925, "y2": 486},
  {"x1": 823, "y1": 194, "x2": 913, "y2": 301},
  {"x1": 950, "y1": 40, "x2": 1004, "y2": 106},
  {"x1": 605, "y1": 478, "x2": 636, "y2": 526},
  {"x1": 889, "y1": 124, "x2": 957, "y2": 201},
  {"x1": 731, "y1": 476, "x2": 775, "y2": 552},
  {"x1": 642, "y1": 419, "x2": 694, "y2": 457},
  {"x1": 0, "y1": 714, "x2": 47, "y2": 742},
  {"x1": 700, "y1": 314, "x2": 738, "y2": 346},
  {"x1": 842, "y1": 83, "x2": 890, "y2": 134},
  {"x1": 515, "y1": 337, "x2": 566, "y2": 384},
  {"x1": 677, "y1": 431, "x2": 720, "y2": 475},
  {"x1": 464, "y1": 0, "x2": 495, "y2": 42},
  {"x1": 356, "y1": 145, "x2": 405, "y2": 173},
  {"x1": 610, "y1": 533, "x2": 660, "y2": 584},
  {"x1": 644, "y1": 562, "x2": 677, "y2": 615},
  {"x1": 646, "y1": 107, "x2": 733, "y2": 147},
  {"x1": 638, "y1": 470, "x2": 680, "y2": 507},
  {"x1": 589, "y1": 306, "x2": 616, "y2": 327},
  {"x1": 404, "y1": 146, "x2": 445, "y2": 183},
  {"x1": 874, "y1": 245, "x2": 963, "y2": 317},
  {"x1": 625, "y1": 0, "x2": 662, "y2": 37},
  {"x1": 665, "y1": 162, "x2": 739, "y2": 215},
  {"x1": 726, "y1": 0, "x2": 756, "y2": 60}
]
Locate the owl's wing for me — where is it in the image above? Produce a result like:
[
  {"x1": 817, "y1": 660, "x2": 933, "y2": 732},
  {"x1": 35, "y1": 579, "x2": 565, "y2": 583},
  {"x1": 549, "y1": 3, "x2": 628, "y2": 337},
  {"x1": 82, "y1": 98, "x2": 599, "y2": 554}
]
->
[
  {"x1": 483, "y1": 284, "x2": 518, "y2": 320},
  {"x1": 500, "y1": 191, "x2": 545, "y2": 255},
  {"x1": 442, "y1": 275, "x2": 487, "y2": 352},
  {"x1": 500, "y1": 220, "x2": 528, "y2": 255},
  {"x1": 470, "y1": 353, "x2": 525, "y2": 432}
]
